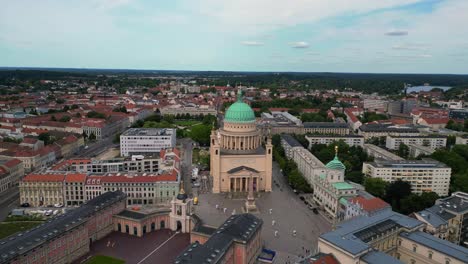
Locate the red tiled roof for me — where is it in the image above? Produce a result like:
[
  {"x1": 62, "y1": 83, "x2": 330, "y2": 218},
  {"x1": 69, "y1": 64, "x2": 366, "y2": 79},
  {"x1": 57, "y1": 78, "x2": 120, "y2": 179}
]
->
[
  {"x1": 23, "y1": 173, "x2": 65, "y2": 182},
  {"x1": 65, "y1": 173, "x2": 87, "y2": 182},
  {"x1": 22, "y1": 138, "x2": 38, "y2": 144},
  {"x1": 349, "y1": 196, "x2": 389, "y2": 212},
  {"x1": 308, "y1": 254, "x2": 340, "y2": 264},
  {"x1": 3, "y1": 159, "x2": 22, "y2": 168},
  {"x1": 100, "y1": 174, "x2": 177, "y2": 183},
  {"x1": 421, "y1": 117, "x2": 449, "y2": 124}
]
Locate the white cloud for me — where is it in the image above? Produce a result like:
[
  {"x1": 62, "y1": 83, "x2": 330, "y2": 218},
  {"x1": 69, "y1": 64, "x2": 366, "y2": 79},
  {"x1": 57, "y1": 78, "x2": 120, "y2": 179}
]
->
[
  {"x1": 190, "y1": 0, "x2": 421, "y2": 33},
  {"x1": 241, "y1": 41, "x2": 264, "y2": 46},
  {"x1": 290, "y1": 41, "x2": 309, "y2": 48},
  {"x1": 385, "y1": 30, "x2": 409, "y2": 36},
  {"x1": 392, "y1": 43, "x2": 428, "y2": 50}
]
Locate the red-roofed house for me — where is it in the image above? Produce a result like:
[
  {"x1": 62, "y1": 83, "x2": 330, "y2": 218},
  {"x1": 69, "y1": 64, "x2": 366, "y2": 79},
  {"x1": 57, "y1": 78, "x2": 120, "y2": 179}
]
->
[
  {"x1": 341, "y1": 194, "x2": 390, "y2": 221},
  {"x1": 417, "y1": 117, "x2": 449, "y2": 130},
  {"x1": 54, "y1": 134, "x2": 84, "y2": 158},
  {"x1": 344, "y1": 108, "x2": 362, "y2": 131},
  {"x1": 20, "y1": 137, "x2": 45, "y2": 151}
]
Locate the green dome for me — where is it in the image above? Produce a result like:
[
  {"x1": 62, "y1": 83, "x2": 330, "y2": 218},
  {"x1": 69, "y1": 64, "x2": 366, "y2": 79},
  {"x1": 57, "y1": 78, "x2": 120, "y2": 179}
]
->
[
  {"x1": 224, "y1": 92, "x2": 255, "y2": 123},
  {"x1": 326, "y1": 155, "x2": 346, "y2": 171}
]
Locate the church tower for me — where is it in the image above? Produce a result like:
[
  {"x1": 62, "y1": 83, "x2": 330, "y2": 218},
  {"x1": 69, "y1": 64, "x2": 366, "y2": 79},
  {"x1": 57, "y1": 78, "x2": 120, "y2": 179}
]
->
[{"x1": 169, "y1": 182, "x2": 193, "y2": 233}]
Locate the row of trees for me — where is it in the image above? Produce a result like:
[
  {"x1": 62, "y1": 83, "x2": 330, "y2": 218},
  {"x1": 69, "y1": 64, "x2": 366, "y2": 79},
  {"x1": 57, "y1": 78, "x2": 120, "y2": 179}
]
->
[
  {"x1": 364, "y1": 178, "x2": 439, "y2": 214},
  {"x1": 271, "y1": 135, "x2": 312, "y2": 193},
  {"x1": 430, "y1": 145, "x2": 468, "y2": 193}
]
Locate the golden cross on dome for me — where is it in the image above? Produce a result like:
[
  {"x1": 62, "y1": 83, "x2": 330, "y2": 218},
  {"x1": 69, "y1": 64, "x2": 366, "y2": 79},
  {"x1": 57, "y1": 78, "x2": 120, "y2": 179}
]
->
[{"x1": 335, "y1": 145, "x2": 339, "y2": 156}]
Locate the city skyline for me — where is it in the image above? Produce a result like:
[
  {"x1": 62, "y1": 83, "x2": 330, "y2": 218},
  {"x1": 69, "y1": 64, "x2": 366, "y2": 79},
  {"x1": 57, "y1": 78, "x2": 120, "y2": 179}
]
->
[{"x1": 1, "y1": 0, "x2": 468, "y2": 74}]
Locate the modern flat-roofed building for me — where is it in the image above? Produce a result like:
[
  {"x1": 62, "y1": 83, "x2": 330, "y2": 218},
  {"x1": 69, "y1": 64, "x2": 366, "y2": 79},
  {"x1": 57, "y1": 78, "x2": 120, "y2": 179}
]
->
[
  {"x1": 280, "y1": 134, "x2": 303, "y2": 159},
  {"x1": 455, "y1": 134, "x2": 468, "y2": 145},
  {"x1": 408, "y1": 143, "x2": 435, "y2": 158},
  {"x1": 318, "y1": 209, "x2": 468, "y2": 264},
  {"x1": 414, "y1": 192, "x2": 468, "y2": 247},
  {"x1": 362, "y1": 159, "x2": 451, "y2": 196},
  {"x1": 358, "y1": 124, "x2": 420, "y2": 139},
  {"x1": 306, "y1": 135, "x2": 364, "y2": 148},
  {"x1": 449, "y1": 109, "x2": 468, "y2": 120},
  {"x1": 386, "y1": 135, "x2": 447, "y2": 150},
  {"x1": 303, "y1": 122, "x2": 349, "y2": 135},
  {"x1": 120, "y1": 128, "x2": 176, "y2": 156},
  {"x1": 363, "y1": 144, "x2": 404, "y2": 161},
  {"x1": 293, "y1": 147, "x2": 327, "y2": 187}
]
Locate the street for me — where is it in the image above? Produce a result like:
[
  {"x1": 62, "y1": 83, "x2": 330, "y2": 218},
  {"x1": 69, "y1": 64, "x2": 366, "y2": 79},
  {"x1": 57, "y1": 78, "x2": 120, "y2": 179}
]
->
[
  {"x1": 178, "y1": 138, "x2": 194, "y2": 195},
  {"x1": 0, "y1": 187, "x2": 20, "y2": 221}
]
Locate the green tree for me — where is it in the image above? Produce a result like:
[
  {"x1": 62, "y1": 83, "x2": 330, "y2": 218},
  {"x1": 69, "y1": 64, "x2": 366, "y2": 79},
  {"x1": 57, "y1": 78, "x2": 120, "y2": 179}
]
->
[
  {"x1": 38, "y1": 133, "x2": 55, "y2": 145},
  {"x1": 385, "y1": 180, "x2": 412, "y2": 211},
  {"x1": 346, "y1": 171, "x2": 364, "y2": 184},
  {"x1": 189, "y1": 124, "x2": 212, "y2": 146},
  {"x1": 88, "y1": 132, "x2": 97, "y2": 141},
  {"x1": 397, "y1": 143, "x2": 410, "y2": 159},
  {"x1": 59, "y1": 116, "x2": 71, "y2": 122},
  {"x1": 364, "y1": 178, "x2": 387, "y2": 198}
]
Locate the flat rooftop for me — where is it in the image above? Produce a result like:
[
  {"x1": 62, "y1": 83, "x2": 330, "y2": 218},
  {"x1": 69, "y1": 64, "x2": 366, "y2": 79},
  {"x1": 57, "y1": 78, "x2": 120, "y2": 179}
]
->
[
  {"x1": 304, "y1": 122, "x2": 349, "y2": 128},
  {"x1": 281, "y1": 134, "x2": 303, "y2": 147},
  {"x1": 367, "y1": 158, "x2": 449, "y2": 169},
  {"x1": 122, "y1": 128, "x2": 175, "y2": 136}
]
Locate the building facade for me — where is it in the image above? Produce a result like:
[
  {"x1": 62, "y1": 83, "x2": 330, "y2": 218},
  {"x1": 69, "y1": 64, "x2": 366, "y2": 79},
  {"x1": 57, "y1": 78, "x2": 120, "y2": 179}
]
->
[
  {"x1": 306, "y1": 135, "x2": 364, "y2": 148},
  {"x1": 386, "y1": 135, "x2": 447, "y2": 151},
  {"x1": 210, "y1": 92, "x2": 272, "y2": 193},
  {"x1": 363, "y1": 159, "x2": 452, "y2": 196},
  {"x1": 318, "y1": 209, "x2": 468, "y2": 264},
  {"x1": 120, "y1": 128, "x2": 176, "y2": 157}
]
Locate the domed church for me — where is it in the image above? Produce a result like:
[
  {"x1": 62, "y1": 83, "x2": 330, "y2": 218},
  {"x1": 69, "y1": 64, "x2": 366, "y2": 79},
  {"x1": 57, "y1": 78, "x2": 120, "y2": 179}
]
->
[{"x1": 210, "y1": 90, "x2": 273, "y2": 194}]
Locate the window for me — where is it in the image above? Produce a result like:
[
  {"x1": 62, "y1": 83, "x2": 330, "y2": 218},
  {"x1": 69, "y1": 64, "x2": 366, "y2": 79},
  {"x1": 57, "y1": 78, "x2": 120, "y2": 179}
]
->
[
  {"x1": 445, "y1": 259, "x2": 450, "y2": 264},
  {"x1": 428, "y1": 251, "x2": 433, "y2": 259},
  {"x1": 413, "y1": 244, "x2": 417, "y2": 252},
  {"x1": 410, "y1": 260, "x2": 415, "y2": 264}
]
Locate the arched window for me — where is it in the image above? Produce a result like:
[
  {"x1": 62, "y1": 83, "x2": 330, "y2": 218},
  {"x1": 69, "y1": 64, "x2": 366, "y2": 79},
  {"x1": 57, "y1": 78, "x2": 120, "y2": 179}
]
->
[
  {"x1": 428, "y1": 251, "x2": 433, "y2": 259},
  {"x1": 215, "y1": 150, "x2": 218, "y2": 155}
]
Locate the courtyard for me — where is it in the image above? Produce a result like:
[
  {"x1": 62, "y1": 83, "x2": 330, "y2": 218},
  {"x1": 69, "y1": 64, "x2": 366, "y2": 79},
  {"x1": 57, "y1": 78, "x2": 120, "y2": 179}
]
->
[
  {"x1": 194, "y1": 163, "x2": 332, "y2": 263},
  {"x1": 75, "y1": 230, "x2": 190, "y2": 264}
]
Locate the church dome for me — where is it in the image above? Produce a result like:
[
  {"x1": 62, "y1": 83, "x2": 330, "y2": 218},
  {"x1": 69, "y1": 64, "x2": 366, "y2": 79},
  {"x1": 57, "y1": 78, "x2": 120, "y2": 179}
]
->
[
  {"x1": 224, "y1": 92, "x2": 255, "y2": 123},
  {"x1": 326, "y1": 156, "x2": 346, "y2": 171},
  {"x1": 326, "y1": 146, "x2": 346, "y2": 171}
]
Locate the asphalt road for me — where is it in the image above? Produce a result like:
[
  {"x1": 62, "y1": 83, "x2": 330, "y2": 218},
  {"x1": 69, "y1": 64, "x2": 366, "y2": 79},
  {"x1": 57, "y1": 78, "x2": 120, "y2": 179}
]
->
[
  {"x1": 0, "y1": 188, "x2": 20, "y2": 221},
  {"x1": 178, "y1": 138, "x2": 194, "y2": 195},
  {"x1": 76, "y1": 138, "x2": 115, "y2": 158}
]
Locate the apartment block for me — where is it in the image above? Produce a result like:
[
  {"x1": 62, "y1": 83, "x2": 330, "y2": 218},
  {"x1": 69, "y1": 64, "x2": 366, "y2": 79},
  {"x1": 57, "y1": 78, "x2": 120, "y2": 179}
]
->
[
  {"x1": 386, "y1": 135, "x2": 447, "y2": 150},
  {"x1": 306, "y1": 135, "x2": 364, "y2": 148},
  {"x1": 362, "y1": 159, "x2": 451, "y2": 196},
  {"x1": 120, "y1": 128, "x2": 176, "y2": 156}
]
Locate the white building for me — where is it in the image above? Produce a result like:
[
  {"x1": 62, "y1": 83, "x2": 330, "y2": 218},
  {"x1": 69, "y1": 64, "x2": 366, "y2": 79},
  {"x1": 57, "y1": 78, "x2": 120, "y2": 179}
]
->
[
  {"x1": 455, "y1": 135, "x2": 468, "y2": 145},
  {"x1": 363, "y1": 144, "x2": 404, "y2": 161},
  {"x1": 362, "y1": 159, "x2": 451, "y2": 196},
  {"x1": 120, "y1": 128, "x2": 176, "y2": 157},
  {"x1": 386, "y1": 135, "x2": 447, "y2": 150},
  {"x1": 306, "y1": 135, "x2": 364, "y2": 148}
]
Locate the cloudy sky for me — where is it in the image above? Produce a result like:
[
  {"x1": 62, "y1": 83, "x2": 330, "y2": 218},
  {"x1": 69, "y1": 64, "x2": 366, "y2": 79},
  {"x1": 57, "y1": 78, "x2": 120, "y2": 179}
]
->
[{"x1": 1, "y1": 0, "x2": 467, "y2": 73}]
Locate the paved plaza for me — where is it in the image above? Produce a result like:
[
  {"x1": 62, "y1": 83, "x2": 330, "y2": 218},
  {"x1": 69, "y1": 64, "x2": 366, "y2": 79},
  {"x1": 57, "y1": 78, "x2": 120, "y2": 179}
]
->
[
  {"x1": 75, "y1": 230, "x2": 190, "y2": 264},
  {"x1": 194, "y1": 163, "x2": 332, "y2": 263}
]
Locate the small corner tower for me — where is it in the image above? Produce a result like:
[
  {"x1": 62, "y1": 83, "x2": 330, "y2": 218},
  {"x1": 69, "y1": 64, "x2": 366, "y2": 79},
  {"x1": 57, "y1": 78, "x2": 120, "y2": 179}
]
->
[{"x1": 170, "y1": 181, "x2": 193, "y2": 233}]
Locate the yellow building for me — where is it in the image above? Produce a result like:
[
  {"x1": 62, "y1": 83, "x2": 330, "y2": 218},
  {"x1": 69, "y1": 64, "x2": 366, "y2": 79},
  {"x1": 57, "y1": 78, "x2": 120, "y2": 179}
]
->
[{"x1": 210, "y1": 92, "x2": 272, "y2": 194}]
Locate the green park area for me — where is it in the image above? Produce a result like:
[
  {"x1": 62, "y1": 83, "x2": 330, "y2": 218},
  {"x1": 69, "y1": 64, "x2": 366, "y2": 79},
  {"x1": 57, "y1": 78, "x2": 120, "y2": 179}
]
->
[{"x1": 85, "y1": 255, "x2": 125, "y2": 264}]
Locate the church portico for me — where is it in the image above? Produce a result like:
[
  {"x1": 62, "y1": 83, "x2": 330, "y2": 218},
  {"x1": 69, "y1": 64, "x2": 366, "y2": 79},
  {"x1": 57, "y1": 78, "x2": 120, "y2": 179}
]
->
[{"x1": 229, "y1": 175, "x2": 258, "y2": 192}]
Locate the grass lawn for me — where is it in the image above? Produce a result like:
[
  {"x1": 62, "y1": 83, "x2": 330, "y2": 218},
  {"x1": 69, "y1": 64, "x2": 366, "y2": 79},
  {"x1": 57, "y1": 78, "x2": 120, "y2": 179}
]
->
[
  {"x1": 85, "y1": 255, "x2": 125, "y2": 264},
  {"x1": 0, "y1": 222, "x2": 43, "y2": 239},
  {"x1": 174, "y1": 120, "x2": 201, "y2": 127}
]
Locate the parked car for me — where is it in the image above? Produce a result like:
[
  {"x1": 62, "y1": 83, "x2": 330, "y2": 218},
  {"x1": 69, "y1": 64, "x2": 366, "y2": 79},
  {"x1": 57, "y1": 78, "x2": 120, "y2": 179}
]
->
[
  {"x1": 299, "y1": 196, "x2": 305, "y2": 201},
  {"x1": 54, "y1": 203, "x2": 63, "y2": 208},
  {"x1": 312, "y1": 208, "x2": 319, "y2": 214},
  {"x1": 193, "y1": 182, "x2": 201, "y2": 187},
  {"x1": 20, "y1": 203, "x2": 30, "y2": 207}
]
